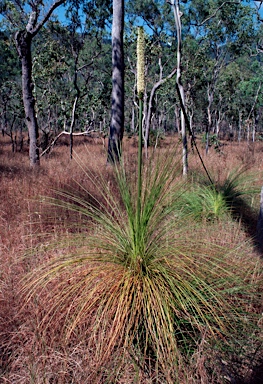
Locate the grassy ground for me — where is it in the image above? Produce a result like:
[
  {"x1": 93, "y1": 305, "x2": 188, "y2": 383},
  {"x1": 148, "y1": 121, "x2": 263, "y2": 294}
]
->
[{"x1": 0, "y1": 134, "x2": 262, "y2": 383}]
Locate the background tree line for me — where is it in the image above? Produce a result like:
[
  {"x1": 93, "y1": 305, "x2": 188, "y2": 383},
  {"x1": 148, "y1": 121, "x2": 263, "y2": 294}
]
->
[{"x1": 0, "y1": 0, "x2": 263, "y2": 164}]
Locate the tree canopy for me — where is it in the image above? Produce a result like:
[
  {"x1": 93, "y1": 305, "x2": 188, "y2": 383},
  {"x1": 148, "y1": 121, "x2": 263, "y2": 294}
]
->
[{"x1": 0, "y1": 0, "x2": 262, "y2": 160}]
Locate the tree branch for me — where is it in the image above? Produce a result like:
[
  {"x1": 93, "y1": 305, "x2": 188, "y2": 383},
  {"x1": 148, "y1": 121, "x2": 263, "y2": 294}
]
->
[
  {"x1": 32, "y1": 0, "x2": 66, "y2": 36},
  {"x1": 144, "y1": 65, "x2": 177, "y2": 145},
  {"x1": 254, "y1": 0, "x2": 263, "y2": 23},
  {"x1": 199, "y1": 1, "x2": 241, "y2": 26}
]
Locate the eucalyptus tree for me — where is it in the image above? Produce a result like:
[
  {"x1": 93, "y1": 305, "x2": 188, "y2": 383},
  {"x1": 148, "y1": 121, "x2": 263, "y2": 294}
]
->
[
  {"x1": 185, "y1": 0, "x2": 259, "y2": 148},
  {"x1": 142, "y1": 42, "x2": 177, "y2": 153},
  {"x1": 31, "y1": 23, "x2": 71, "y2": 151},
  {"x1": 61, "y1": 0, "x2": 112, "y2": 158},
  {"x1": 63, "y1": 3, "x2": 91, "y2": 159},
  {"x1": 235, "y1": 59, "x2": 263, "y2": 141},
  {"x1": 0, "y1": 0, "x2": 66, "y2": 166},
  {"x1": 180, "y1": 35, "x2": 208, "y2": 136},
  {"x1": 214, "y1": 59, "x2": 244, "y2": 140},
  {"x1": 33, "y1": 24, "x2": 112, "y2": 155}
]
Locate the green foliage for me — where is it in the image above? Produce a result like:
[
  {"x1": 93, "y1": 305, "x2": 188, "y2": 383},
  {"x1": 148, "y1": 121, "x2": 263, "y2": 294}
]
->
[
  {"x1": 31, "y1": 20, "x2": 111, "y2": 138},
  {"x1": 176, "y1": 167, "x2": 258, "y2": 222},
  {"x1": 216, "y1": 167, "x2": 259, "y2": 214},
  {"x1": 0, "y1": 30, "x2": 24, "y2": 139},
  {"x1": 201, "y1": 133, "x2": 221, "y2": 151},
  {"x1": 175, "y1": 184, "x2": 228, "y2": 221},
  {"x1": 0, "y1": 30, "x2": 20, "y2": 82}
]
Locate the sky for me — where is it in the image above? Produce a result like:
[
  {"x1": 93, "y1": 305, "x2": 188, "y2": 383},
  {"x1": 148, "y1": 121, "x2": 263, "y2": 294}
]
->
[
  {"x1": 0, "y1": 1, "x2": 263, "y2": 28},
  {"x1": 52, "y1": 4, "x2": 68, "y2": 25},
  {"x1": 43, "y1": 1, "x2": 263, "y2": 28}
]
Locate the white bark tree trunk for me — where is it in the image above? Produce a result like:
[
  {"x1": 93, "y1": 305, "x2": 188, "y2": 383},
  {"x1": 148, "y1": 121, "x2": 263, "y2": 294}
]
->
[{"x1": 169, "y1": 0, "x2": 188, "y2": 175}]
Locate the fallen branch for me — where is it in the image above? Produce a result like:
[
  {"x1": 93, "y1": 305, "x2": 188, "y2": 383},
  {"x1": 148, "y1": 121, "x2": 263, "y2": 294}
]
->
[{"x1": 40, "y1": 129, "x2": 92, "y2": 157}]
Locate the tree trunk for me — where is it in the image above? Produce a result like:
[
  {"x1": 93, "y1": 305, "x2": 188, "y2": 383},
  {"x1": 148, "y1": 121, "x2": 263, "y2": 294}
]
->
[
  {"x1": 69, "y1": 54, "x2": 80, "y2": 160},
  {"x1": 206, "y1": 85, "x2": 213, "y2": 155},
  {"x1": 170, "y1": 0, "x2": 188, "y2": 175},
  {"x1": 257, "y1": 186, "x2": 263, "y2": 252},
  {"x1": 174, "y1": 104, "x2": 180, "y2": 134},
  {"x1": 15, "y1": 30, "x2": 39, "y2": 166},
  {"x1": 107, "y1": 0, "x2": 124, "y2": 162},
  {"x1": 252, "y1": 114, "x2": 256, "y2": 143},
  {"x1": 238, "y1": 111, "x2": 242, "y2": 142}
]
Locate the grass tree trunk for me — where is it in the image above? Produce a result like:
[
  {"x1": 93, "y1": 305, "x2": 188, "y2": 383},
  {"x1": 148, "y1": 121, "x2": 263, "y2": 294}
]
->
[
  {"x1": 15, "y1": 31, "x2": 39, "y2": 166},
  {"x1": 108, "y1": 0, "x2": 125, "y2": 162}
]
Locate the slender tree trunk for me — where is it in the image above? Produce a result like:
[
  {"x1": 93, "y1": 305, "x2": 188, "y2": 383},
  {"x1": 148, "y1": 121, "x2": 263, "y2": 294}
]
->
[
  {"x1": 238, "y1": 111, "x2": 242, "y2": 142},
  {"x1": 69, "y1": 54, "x2": 80, "y2": 160},
  {"x1": 15, "y1": 31, "x2": 39, "y2": 166},
  {"x1": 247, "y1": 119, "x2": 250, "y2": 143},
  {"x1": 246, "y1": 83, "x2": 261, "y2": 144},
  {"x1": 252, "y1": 114, "x2": 256, "y2": 143},
  {"x1": 108, "y1": 0, "x2": 124, "y2": 162},
  {"x1": 170, "y1": 0, "x2": 188, "y2": 175},
  {"x1": 131, "y1": 103, "x2": 135, "y2": 133},
  {"x1": 70, "y1": 96, "x2": 78, "y2": 159},
  {"x1": 206, "y1": 85, "x2": 213, "y2": 155},
  {"x1": 174, "y1": 104, "x2": 180, "y2": 134},
  {"x1": 257, "y1": 186, "x2": 263, "y2": 251}
]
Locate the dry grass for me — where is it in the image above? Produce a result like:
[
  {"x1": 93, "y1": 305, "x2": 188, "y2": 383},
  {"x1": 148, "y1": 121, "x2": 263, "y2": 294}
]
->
[{"x1": 0, "y1": 135, "x2": 262, "y2": 383}]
